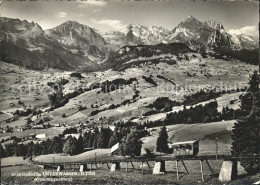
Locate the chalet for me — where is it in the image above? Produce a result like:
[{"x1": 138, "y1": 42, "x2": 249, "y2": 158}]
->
[
  {"x1": 36, "y1": 133, "x2": 46, "y2": 139},
  {"x1": 33, "y1": 125, "x2": 44, "y2": 129},
  {"x1": 54, "y1": 123, "x2": 61, "y2": 127}
]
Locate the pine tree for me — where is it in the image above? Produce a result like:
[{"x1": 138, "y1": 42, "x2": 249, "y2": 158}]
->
[
  {"x1": 232, "y1": 70, "x2": 260, "y2": 174},
  {"x1": 97, "y1": 127, "x2": 107, "y2": 148},
  {"x1": 46, "y1": 138, "x2": 53, "y2": 154},
  {"x1": 248, "y1": 71, "x2": 260, "y2": 93},
  {"x1": 93, "y1": 127, "x2": 100, "y2": 149},
  {"x1": 97, "y1": 127, "x2": 112, "y2": 148},
  {"x1": 118, "y1": 136, "x2": 126, "y2": 156},
  {"x1": 76, "y1": 134, "x2": 84, "y2": 154},
  {"x1": 13, "y1": 144, "x2": 18, "y2": 156},
  {"x1": 26, "y1": 142, "x2": 33, "y2": 157},
  {"x1": 93, "y1": 138, "x2": 98, "y2": 149},
  {"x1": 33, "y1": 143, "x2": 40, "y2": 156},
  {"x1": 109, "y1": 128, "x2": 121, "y2": 148},
  {"x1": 52, "y1": 136, "x2": 63, "y2": 153},
  {"x1": 123, "y1": 130, "x2": 142, "y2": 156},
  {"x1": 63, "y1": 136, "x2": 77, "y2": 155},
  {"x1": 88, "y1": 133, "x2": 95, "y2": 148},
  {"x1": 17, "y1": 144, "x2": 23, "y2": 156},
  {"x1": 156, "y1": 126, "x2": 169, "y2": 153},
  {"x1": 1, "y1": 144, "x2": 6, "y2": 158},
  {"x1": 21, "y1": 144, "x2": 28, "y2": 157},
  {"x1": 239, "y1": 93, "x2": 254, "y2": 117},
  {"x1": 83, "y1": 131, "x2": 90, "y2": 148}
]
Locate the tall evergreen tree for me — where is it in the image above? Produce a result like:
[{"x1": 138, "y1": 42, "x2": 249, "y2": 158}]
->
[
  {"x1": 13, "y1": 144, "x2": 18, "y2": 156},
  {"x1": 63, "y1": 136, "x2": 77, "y2": 155},
  {"x1": 93, "y1": 127, "x2": 99, "y2": 149},
  {"x1": 26, "y1": 142, "x2": 33, "y2": 157},
  {"x1": 83, "y1": 131, "x2": 90, "y2": 148},
  {"x1": 16, "y1": 144, "x2": 23, "y2": 156},
  {"x1": 118, "y1": 136, "x2": 126, "y2": 156},
  {"x1": 109, "y1": 128, "x2": 121, "y2": 148},
  {"x1": 97, "y1": 127, "x2": 107, "y2": 148},
  {"x1": 52, "y1": 136, "x2": 63, "y2": 153},
  {"x1": 122, "y1": 130, "x2": 142, "y2": 156},
  {"x1": 76, "y1": 134, "x2": 84, "y2": 154},
  {"x1": 33, "y1": 143, "x2": 41, "y2": 156},
  {"x1": 232, "y1": 70, "x2": 260, "y2": 174},
  {"x1": 239, "y1": 93, "x2": 254, "y2": 117},
  {"x1": 156, "y1": 126, "x2": 170, "y2": 153},
  {"x1": 88, "y1": 133, "x2": 95, "y2": 148},
  {"x1": 93, "y1": 138, "x2": 98, "y2": 149},
  {"x1": 248, "y1": 71, "x2": 260, "y2": 93},
  {"x1": 1, "y1": 144, "x2": 6, "y2": 158}
]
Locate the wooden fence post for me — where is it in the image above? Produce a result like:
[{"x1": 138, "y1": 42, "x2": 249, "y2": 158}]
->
[
  {"x1": 176, "y1": 160, "x2": 179, "y2": 180},
  {"x1": 200, "y1": 160, "x2": 204, "y2": 182},
  {"x1": 141, "y1": 161, "x2": 144, "y2": 175}
]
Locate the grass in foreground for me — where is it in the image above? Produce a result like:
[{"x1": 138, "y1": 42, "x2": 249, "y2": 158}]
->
[{"x1": 1, "y1": 160, "x2": 259, "y2": 184}]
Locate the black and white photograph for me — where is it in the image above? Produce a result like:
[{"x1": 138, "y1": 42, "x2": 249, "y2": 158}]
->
[{"x1": 0, "y1": 0, "x2": 259, "y2": 184}]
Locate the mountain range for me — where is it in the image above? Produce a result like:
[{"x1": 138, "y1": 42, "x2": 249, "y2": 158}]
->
[
  {"x1": 0, "y1": 17, "x2": 100, "y2": 71},
  {"x1": 103, "y1": 15, "x2": 258, "y2": 51},
  {"x1": 0, "y1": 16, "x2": 258, "y2": 71}
]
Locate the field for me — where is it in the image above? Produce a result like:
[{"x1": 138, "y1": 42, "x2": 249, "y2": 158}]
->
[
  {"x1": 34, "y1": 149, "x2": 111, "y2": 163},
  {"x1": 1, "y1": 156, "x2": 258, "y2": 184}
]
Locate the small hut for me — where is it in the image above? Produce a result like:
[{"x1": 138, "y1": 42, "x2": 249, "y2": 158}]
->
[{"x1": 171, "y1": 140, "x2": 199, "y2": 156}]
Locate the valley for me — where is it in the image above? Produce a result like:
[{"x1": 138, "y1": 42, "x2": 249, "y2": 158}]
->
[{"x1": 0, "y1": 49, "x2": 257, "y2": 146}]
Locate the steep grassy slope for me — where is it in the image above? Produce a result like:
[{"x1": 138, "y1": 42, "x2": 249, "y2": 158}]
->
[{"x1": 142, "y1": 120, "x2": 235, "y2": 155}]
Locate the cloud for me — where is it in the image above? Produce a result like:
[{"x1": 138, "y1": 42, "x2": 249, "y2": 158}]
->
[
  {"x1": 93, "y1": 9, "x2": 101, "y2": 13},
  {"x1": 78, "y1": 1, "x2": 107, "y2": 8},
  {"x1": 228, "y1": 26, "x2": 258, "y2": 36},
  {"x1": 91, "y1": 19, "x2": 126, "y2": 31},
  {"x1": 78, "y1": 13, "x2": 84, "y2": 17},
  {"x1": 55, "y1": 12, "x2": 68, "y2": 19}
]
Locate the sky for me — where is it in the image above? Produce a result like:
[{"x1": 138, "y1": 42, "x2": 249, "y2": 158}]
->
[{"x1": 0, "y1": 0, "x2": 259, "y2": 36}]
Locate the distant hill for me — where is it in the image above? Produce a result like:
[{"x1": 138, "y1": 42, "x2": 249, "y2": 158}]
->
[
  {"x1": 104, "y1": 42, "x2": 192, "y2": 71},
  {"x1": 213, "y1": 48, "x2": 259, "y2": 66}
]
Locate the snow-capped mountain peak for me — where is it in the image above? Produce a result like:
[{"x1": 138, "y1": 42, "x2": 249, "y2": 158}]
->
[
  {"x1": 101, "y1": 16, "x2": 258, "y2": 50},
  {"x1": 184, "y1": 15, "x2": 199, "y2": 22},
  {"x1": 123, "y1": 23, "x2": 171, "y2": 45},
  {"x1": 204, "y1": 20, "x2": 225, "y2": 33}
]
